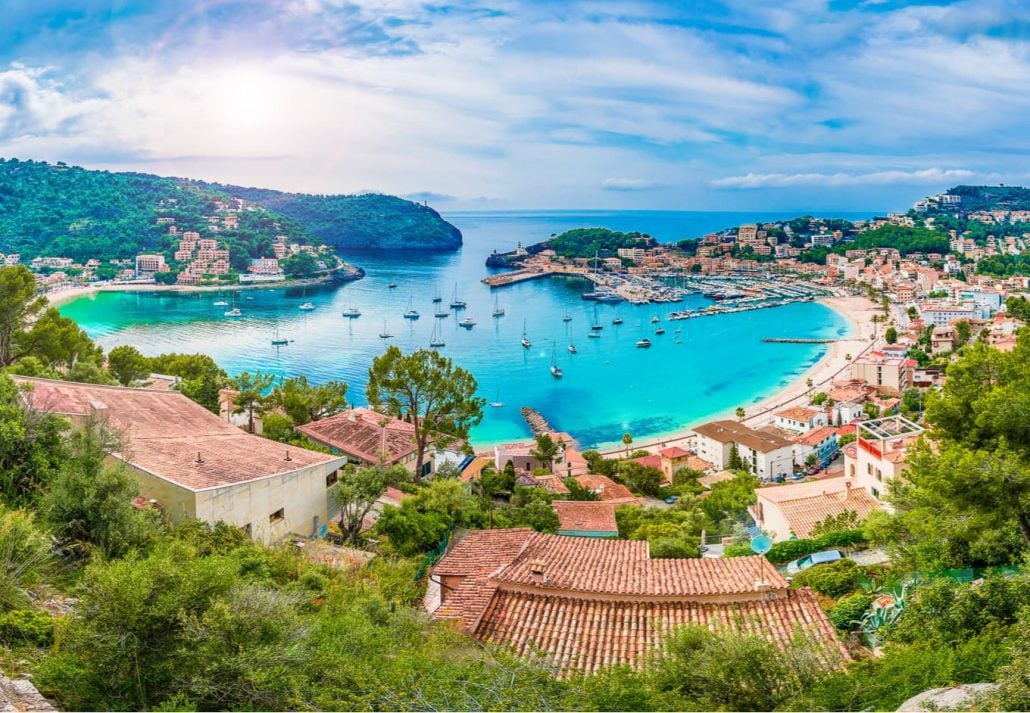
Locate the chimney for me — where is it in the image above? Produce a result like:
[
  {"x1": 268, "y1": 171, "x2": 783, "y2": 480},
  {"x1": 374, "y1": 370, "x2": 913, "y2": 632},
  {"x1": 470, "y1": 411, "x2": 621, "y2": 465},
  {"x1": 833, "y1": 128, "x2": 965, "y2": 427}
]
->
[
  {"x1": 89, "y1": 400, "x2": 108, "y2": 419},
  {"x1": 284, "y1": 450, "x2": 292, "y2": 462},
  {"x1": 528, "y1": 560, "x2": 548, "y2": 585},
  {"x1": 195, "y1": 451, "x2": 204, "y2": 464}
]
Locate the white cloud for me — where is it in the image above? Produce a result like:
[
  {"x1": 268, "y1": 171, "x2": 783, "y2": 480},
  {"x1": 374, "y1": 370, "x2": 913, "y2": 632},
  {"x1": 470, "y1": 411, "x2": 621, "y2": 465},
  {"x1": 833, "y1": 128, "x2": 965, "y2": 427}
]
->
[{"x1": 712, "y1": 168, "x2": 976, "y2": 189}]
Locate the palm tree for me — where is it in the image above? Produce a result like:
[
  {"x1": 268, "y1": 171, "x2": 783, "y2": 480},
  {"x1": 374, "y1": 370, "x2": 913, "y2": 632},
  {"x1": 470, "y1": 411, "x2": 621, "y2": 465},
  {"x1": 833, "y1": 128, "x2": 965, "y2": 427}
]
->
[
  {"x1": 735, "y1": 407, "x2": 746, "y2": 420},
  {"x1": 622, "y1": 432, "x2": 633, "y2": 456}
]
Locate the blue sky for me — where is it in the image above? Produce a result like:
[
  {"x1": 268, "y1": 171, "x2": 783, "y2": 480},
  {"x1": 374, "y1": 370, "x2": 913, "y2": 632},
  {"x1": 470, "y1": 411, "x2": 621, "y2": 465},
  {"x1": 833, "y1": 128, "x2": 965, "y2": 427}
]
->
[{"x1": 0, "y1": 0, "x2": 1027, "y2": 210}]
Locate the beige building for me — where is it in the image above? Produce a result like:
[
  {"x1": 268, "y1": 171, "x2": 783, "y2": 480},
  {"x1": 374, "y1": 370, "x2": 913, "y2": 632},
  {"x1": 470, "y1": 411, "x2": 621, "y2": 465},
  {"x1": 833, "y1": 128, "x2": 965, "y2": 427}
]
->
[
  {"x1": 848, "y1": 351, "x2": 915, "y2": 395},
  {"x1": 17, "y1": 377, "x2": 347, "y2": 544},
  {"x1": 753, "y1": 476, "x2": 880, "y2": 541},
  {"x1": 843, "y1": 416, "x2": 924, "y2": 504}
]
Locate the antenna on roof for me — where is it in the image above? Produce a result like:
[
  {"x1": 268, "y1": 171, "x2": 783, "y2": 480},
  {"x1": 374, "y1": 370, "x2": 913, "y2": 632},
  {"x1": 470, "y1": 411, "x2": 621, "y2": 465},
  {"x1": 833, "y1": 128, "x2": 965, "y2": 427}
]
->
[
  {"x1": 285, "y1": 450, "x2": 292, "y2": 462},
  {"x1": 750, "y1": 534, "x2": 773, "y2": 590},
  {"x1": 195, "y1": 451, "x2": 204, "y2": 464}
]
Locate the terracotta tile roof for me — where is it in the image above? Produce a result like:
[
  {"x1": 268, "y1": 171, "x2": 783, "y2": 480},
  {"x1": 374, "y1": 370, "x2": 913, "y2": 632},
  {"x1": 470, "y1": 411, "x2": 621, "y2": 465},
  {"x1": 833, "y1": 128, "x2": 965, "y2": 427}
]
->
[
  {"x1": 534, "y1": 475, "x2": 571, "y2": 495},
  {"x1": 16, "y1": 377, "x2": 342, "y2": 492},
  {"x1": 432, "y1": 528, "x2": 534, "y2": 578},
  {"x1": 842, "y1": 443, "x2": 858, "y2": 459},
  {"x1": 698, "y1": 470, "x2": 736, "y2": 489},
  {"x1": 794, "y1": 425, "x2": 839, "y2": 447},
  {"x1": 693, "y1": 420, "x2": 793, "y2": 454},
  {"x1": 756, "y1": 477, "x2": 880, "y2": 538},
  {"x1": 686, "y1": 455, "x2": 714, "y2": 472},
  {"x1": 553, "y1": 501, "x2": 619, "y2": 534},
  {"x1": 775, "y1": 406, "x2": 820, "y2": 422},
  {"x1": 659, "y1": 446, "x2": 691, "y2": 458},
  {"x1": 296, "y1": 408, "x2": 416, "y2": 464},
  {"x1": 571, "y1": 474, "x2": 638, "y2": 503},
  {"x1": 474, "y1": 587, "x2": 843, "y2": 674},
  {"x1": 630, "y1": 454, "x2": 663, "y2": 470}
]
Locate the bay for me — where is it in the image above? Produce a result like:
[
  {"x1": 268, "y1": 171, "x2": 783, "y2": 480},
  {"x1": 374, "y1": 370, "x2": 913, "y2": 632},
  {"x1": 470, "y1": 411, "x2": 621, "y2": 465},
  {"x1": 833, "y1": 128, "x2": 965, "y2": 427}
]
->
[{"x1": 59, "y1": 209, "x2": 869, "y2": 449}]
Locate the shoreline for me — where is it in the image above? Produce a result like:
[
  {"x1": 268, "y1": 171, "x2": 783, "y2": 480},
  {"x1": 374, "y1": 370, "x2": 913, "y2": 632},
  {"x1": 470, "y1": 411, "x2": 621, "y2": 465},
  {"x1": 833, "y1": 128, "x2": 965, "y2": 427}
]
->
[
  {"x1": 473, "y1": 294, "x2": 880, "y2": 456},
  {"x1": 44, "y1": 273, "x2": 352, "y2": 308}
]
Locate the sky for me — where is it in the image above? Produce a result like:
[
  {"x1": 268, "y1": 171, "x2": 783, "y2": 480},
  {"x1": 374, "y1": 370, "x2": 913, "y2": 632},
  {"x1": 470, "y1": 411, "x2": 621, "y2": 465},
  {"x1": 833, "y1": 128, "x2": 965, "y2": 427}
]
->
[{"x1": 0, "y1": 0, "x2": 1027, "y2": 211}]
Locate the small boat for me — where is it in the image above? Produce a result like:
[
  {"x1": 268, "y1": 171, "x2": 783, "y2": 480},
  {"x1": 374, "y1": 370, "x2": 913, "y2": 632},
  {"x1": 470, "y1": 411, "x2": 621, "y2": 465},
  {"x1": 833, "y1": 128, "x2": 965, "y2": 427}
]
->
[
  {"x1": 636, "y1": 338, "x2": 652, "y2": 348},
  {"x1": 459, "y1": 316, "x2": 476, "y2": 328},
  {"x1": 432, "y1": 288, "x2": 442, "y2": 304},
  {"x1": 299, "y1": 302, "x2": 315, "y2": 311},
  {"x1": 379, "y1": 321, "x2": 393, "y2": 339},
  {"x1": 492, "y1": 295, "x2": 505, "y2": 318},
  {"x1": 403, "y1": 297, "x2": 419, "y2": 320},
  {"x1": 388, "y1": 283, "x2": 398, "y2": 289},
  {"x1": 587, "y1": 332, "x2": 601, "y2": 339},
  {"x1": 450, "y1": 284, "x2": 466, "y2": 309},
  {"x1": 549, "y1": 342, "x2": 563, "y2": 379},
  {"x1": 568, "y1": 343, "x2": 577, "y2": 354},
  {"x1": 429, "y1": 322, "x2": 445, "y2": 348},
  {"x1": 650, "y1": 315, "x2": 660, "y2": 323},
  {"x1": 591, "y1": 324, "x2": 603, "y2": 331},
  {"x1": 342, "y1": 306, "x2": 361, "y2": 318},
  {"x1": 612, "y1": 316, "x2": 623, "y2": 325},
  {"x1": 562, "y1": 313, "x2": 572, "y2": 322},
  {"x1": 224, "y1": 308, "x2": 242, "y2": 317},
  {"x1": 213, "y1": 300, "x2": 228, "y2": 307},
  {"x1": 435, "y1": 310, "x2": 449, "y2": 319},
  {"x1": 245, "y1": 296, "x2": 254, "y2": 300},
  {"x1": 489, "y1": 388, "x2": 503, "y2": 408},
  {"x1": 521, "y1": 319, "x2": 531, "y2": 349},
  {"x1": 655, "y1": 327, "x2": 666, "y2": 335}
]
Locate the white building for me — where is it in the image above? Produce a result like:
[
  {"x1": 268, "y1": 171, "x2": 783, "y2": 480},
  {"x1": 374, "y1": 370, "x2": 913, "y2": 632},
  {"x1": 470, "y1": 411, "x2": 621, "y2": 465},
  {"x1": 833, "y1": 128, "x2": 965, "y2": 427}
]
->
[
  {"x1": 773, "y1": 406, "x2": 828, "y2": 434},
  {"x1": 843, "y1": 415, "x2": 924, "y2": 505},
  {"x1": 693, "y1": 420, "x2": 796, "y2": 481}
]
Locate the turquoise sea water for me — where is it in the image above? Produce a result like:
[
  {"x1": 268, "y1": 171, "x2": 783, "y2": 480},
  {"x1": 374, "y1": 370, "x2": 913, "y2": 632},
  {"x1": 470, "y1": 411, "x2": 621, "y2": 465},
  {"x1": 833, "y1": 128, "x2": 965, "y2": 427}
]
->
[{"x1": 59, "y1": 210, "x2": 867, "y2": 449}]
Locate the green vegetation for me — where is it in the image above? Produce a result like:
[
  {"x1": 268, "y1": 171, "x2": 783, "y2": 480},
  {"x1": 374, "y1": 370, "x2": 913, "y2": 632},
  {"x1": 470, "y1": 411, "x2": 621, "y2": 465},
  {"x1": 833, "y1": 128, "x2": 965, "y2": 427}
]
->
[
  {"x1": 544, "y1": 227, "x2": 655, "y2": 260},
  {"x1": 0, "y1": 159, "x2": 460, "y2": 271},
  {"x1": 212, "y1": 187, "x2": 462, "y2": 251},
  {"x1": 977, "y1": 253, "x2": 1030, "y2": 276}
]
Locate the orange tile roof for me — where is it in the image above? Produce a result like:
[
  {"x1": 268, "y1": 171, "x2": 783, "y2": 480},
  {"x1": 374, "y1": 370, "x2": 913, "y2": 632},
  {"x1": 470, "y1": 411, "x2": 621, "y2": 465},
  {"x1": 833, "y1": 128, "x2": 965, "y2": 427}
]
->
[
  {"x1": 630, "y1": 454, "x2": 663, "y2": 470},
  {"x1": 794, "y1": 425, "x2": 839, "y2": 447},
  {"x1": 16, "y1": 377, "x2": 341, "y2": 492},
  {"x1": 431, "y1": 529, "x2": 845, "y2": 674},
  {"x1": 553, "y1": 501, "x2": 619, "y2": 533},
  {"x1": 475, "y1": 588, "x2": 842, "y2": 674},
  {"x1": 659, "y1": 446, "x2": 691, "y2": 458},
  {"x1": 571, "y1": 474, "x2": 638, "y2": 503},
  {"x1": 534, "y1": 474, "x2": 571, "y2": 495},
  {"x1": 296, "y1": 407, "x2": 416, "y2": 464},
  {"x1": 756, "y1": 477, "x2": 880, "y2": 538},
  {"x1": 775, "y1": 406, "x2": 821, "y2": 422}
]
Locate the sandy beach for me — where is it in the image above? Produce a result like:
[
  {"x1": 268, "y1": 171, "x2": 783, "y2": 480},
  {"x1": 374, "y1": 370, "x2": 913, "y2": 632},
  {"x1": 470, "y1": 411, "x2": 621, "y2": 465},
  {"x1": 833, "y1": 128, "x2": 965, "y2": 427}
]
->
[
  {"x1": 592, "y1": 293, "x2": 881, "y2": 456},
  {"x1": 43, "y1": 274, "x2": 345, "y2": 308}
]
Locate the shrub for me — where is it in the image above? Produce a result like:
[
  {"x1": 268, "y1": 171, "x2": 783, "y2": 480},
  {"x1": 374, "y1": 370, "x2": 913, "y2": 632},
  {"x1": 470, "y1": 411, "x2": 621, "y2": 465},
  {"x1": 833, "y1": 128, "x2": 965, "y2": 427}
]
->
[
  {"x1": 791, "y1": 559, "x2": 862, "y2": 598},
  {"x1": 0, "y1": 609, "x2": 55, "y2": 646},
  {"x1": 722, "y1": 543, "x2": 753, "y2": 558},
  {"x1": 828, "y1": 592, "x2": 874, "y2": 632},
  {"x1": 766, "y1": 529, "x2": 866, "y2": 564}
]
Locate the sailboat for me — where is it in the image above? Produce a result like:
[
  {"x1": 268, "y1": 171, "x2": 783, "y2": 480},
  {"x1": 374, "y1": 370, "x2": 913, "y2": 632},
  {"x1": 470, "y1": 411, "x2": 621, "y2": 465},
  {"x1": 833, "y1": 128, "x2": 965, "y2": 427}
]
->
[
  {"x1": 429, "y1": 321, "x2": 445, "y2": 348},
  {"x1": 271, "y1": 325, "x2": 289, "y2": 346},
  {"x1": 432, "y1": 288, "x2": 442, "y2": 304},
  {"x1": 489, "y1": 388, "x2": 504, "y2": 408},
  {"x1": 650, "y1": 315, "x2": 661, "y2": 324},
  {"x1": 566, "y1": 321, "x2": 577, "y2": 353},
  {"x1": 450, "y1": 284, "x2": 466, "y2": 309},
  {"x1": 342, "y1": 303, "x2": 361, "y2": 318},
  {"x1": 379, "y1": 321, "x2": 393, "y2": 339},
  {"x1": 549, "y1": 342, "x2": 563, "y2": 378},
  {"x1": 492, "y1": 295, "x2": 505, "y2": 318},
  {"x1": 612, "y1": 311, "x2": 623, "y2": 325},
  {"x1": 521, "y1": 320, "x2": 531, "y2": 349},
  {"x1": 459, "y1": 315, "x2": 476, "y2": 328},
  {"x1": 590, "y1": 304, "x2": 603, "y2": 331},
  {"x1": 403, "y1": 297, "x2": 420, "y2": 320},
  {"x1": 562, "y1": 312, "x2": 572, "y2": 323},
  {"x1": 224, "y1": 294, "x2": 241, "y2": 317}
]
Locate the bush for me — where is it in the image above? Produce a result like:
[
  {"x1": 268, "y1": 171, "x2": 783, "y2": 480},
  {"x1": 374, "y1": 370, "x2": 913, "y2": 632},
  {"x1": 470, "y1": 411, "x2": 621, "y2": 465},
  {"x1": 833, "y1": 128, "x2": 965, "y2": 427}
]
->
[
  {"x1": 766, "y1": 529, "x2": 865, "y2": 564},
  {"x1": 791, "y1": 559, "x2": 862, "y2": 598},
  {"x1": 828, "y1": 592, "x2": 874, "y2": 632},
  {"x1": 0, "y1": 609, "x2": 55, "y2": 647},
  {"x1": 722, "y1": 543, "x2": 753, "y2": 558}
]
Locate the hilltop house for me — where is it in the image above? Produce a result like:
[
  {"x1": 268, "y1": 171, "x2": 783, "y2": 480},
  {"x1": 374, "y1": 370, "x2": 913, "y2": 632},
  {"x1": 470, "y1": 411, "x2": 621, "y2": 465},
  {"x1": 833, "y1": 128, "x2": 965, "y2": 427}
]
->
[
  {"x1": 844, "y1": 415, "x2": 924, "y2": 505},
  {"x1": 753, "y1": 476, "x2": 880, "y2": 541},
  {"x1": 16, "y1": 377, "x2": 347, "y2": 544},
  {"x1": 430, "y1": 529, "x2": 844, "y2": 674}
]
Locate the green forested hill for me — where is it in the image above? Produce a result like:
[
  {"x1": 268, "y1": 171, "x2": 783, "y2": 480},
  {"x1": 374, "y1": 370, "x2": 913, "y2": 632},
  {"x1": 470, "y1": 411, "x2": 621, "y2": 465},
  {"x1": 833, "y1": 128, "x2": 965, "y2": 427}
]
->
[
  {"x1": 204, "y1": 185, "x2": 463, "y2": 251},
  {"x1": 944, "y1": 185, "x2": 1030, "y2": 213},
  {"x1": 0, "y1": 159, "x2": 462, "y2": 260}
]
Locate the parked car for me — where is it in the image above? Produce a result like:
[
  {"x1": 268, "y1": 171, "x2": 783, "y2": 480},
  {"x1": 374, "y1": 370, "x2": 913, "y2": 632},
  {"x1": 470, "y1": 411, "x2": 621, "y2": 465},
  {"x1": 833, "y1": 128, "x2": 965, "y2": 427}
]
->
[
  {"x1": 786, "y1": 549, "x2": 843, "y2": 576},
  {"x1": 663, "y1": 495, "x2": 679, "y2": 504}
]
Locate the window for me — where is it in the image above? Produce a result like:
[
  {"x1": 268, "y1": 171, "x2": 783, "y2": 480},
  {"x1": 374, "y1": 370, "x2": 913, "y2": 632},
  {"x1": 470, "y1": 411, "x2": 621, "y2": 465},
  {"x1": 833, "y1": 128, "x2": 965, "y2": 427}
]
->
[
  {"x1": 871, "y1": 487, "x2": 880, "y2": 499},
  {"x1": 876, "y1": 468, "x2": 882, "y2": 481},
  {"x1": 269, "y1": 508, "x2": 285, "y2": 524},
  {"x1": 867, "y1": 463, "x2": 872, "y2": 475},
  {"x1": 326, "y1": 470, "x2": 339, "y2": 488}
]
